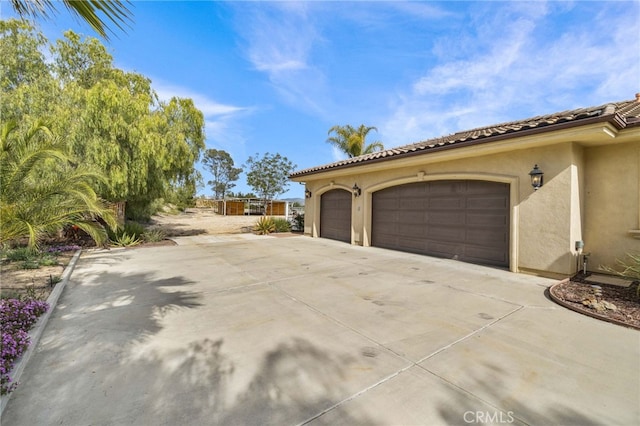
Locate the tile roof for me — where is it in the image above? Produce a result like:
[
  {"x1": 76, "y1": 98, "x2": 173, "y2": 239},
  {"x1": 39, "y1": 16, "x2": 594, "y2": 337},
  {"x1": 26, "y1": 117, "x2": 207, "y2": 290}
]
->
[{"x1": 291, "y1": 96, "x2": 640, "y2": 178}]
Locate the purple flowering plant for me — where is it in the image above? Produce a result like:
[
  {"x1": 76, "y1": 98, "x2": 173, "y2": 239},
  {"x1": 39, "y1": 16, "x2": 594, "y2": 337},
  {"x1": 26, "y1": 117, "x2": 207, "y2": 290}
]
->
[
  {"x1": 46, "y1": 245, "x2": 81, "y2": 254},
  {"x1": 0, "y1": 298, "x2": 49, "y2": 395}
]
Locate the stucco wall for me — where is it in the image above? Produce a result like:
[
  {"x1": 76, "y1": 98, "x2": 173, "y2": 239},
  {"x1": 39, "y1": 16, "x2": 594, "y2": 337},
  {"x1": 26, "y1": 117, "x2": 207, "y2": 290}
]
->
[
  {"x1": 584, "y1": 141, "x2": 640, "y2": 272},
  {"x1": 304, "y1": 142, "x2": 587, "y2": 276}
]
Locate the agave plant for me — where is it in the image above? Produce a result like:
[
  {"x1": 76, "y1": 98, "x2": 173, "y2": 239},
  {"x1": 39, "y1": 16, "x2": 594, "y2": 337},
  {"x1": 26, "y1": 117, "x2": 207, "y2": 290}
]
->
[
  {"x1": 0, "y1": 120, "x2": 116, "y2": 248},
  {"x1": 110, "y1": 231, "x2": 140, "y2": 247},
  {"x1": 254, "y1": 216, "x2": 275, "y2": 235}
]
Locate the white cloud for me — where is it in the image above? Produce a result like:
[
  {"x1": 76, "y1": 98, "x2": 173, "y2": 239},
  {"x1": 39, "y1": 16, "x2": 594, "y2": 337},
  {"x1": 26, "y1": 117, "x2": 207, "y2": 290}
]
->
[
  {"x1": 150, "y1": 79, "x2": 253, "y2": 160},
  {"x1": 152, "y1": 81, "x2": 247, "y2": 117},
  {"x1": 230, "y1": 3, "x2": 334, "y2": 117},
  {"x1": 382, "y1": 2, "x2": 640, "y2": 146},
  {"x1": 386, "y1": 1, "x2": 456, "y2": 21}
]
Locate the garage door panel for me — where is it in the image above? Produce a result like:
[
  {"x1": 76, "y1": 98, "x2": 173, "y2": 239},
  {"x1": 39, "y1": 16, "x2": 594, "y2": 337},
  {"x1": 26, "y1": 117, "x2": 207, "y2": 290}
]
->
[
  {"x1": 466, "y1": 229, "x2": 507, "y2": 245},
  {"x1": 428, "y1": 182, "x2": 460, "y2": 194},
  {"x1": 429, "y1": 197, "x2": 465, "y2": 209},
  {"x1": 427, "y1": 241, "x2": 464, "y2": 258},
  {"x1": 374, "y1": 198, "x2": 398, "y2": 209},
  {"x1": 465, "y1": 247, "x2": 508, "y2": 265},
  {"x1": 428, "y1": 226, "x2": 466, "y2": 242},
  {"x1": 401, "y1": 237, "x2": 429, "y2": 252},
  {"x1": 398, "y1": 185, "x2": 427, "y2": 197},
  {"x1": 467, "y1": 196, "x2": 508, "y2": 209},
  {"x1": 374, "y1": 233, "x2": 400, "y2": 249},
  {"x1": 398, "y1": 210, "x2": 428, "y2": 224},
  {"x1": 467, "y1": 213, "x2": 508, "y2": 226},
  {"x1": 428, "y1": 211, "x2": 465, "y2": 226},
  {"x1": 372, "y1": 180, "x2": 509, "y2": 268},
  {"x1": 375, "y1": 211, "x2": 398, "y2": 223},
  {"x1": 399, "y1": 198, "x2": 426, "y2": 210},
  {"x1": 320, "y1": 190, "x2": 351, "y2": 243},
  {"x1": 398, "y1": 223, "x2": 427, "y2": 237}
]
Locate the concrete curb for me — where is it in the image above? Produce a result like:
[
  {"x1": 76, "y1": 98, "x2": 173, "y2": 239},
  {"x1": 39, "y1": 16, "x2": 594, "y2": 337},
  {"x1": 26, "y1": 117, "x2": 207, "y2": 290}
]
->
[{"x1": 0, "y1": 249, "x2": 82, "y2": 415}]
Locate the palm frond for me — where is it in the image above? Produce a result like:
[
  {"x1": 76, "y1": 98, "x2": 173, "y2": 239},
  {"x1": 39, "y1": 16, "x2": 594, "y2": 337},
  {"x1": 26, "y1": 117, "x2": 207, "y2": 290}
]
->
[
  {"x1": 9, "y1": 0, "x2": 132, "y2": 40},
  {"x1": 0, "y1": 120, "x2": 115, "y2": 246}
]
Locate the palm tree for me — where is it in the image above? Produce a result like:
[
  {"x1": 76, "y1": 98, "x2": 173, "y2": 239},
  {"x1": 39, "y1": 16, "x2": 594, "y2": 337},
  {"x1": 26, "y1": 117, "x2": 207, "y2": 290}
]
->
[
  {"x1": 9, "y1": 0, "x2": 132, "y2": 40},
  {"x1": 326, "y1": 124, "x2": 384, "y2": 158},
  {"x1": 0, "y1": 120, "x2": 116, "y2": 248}
]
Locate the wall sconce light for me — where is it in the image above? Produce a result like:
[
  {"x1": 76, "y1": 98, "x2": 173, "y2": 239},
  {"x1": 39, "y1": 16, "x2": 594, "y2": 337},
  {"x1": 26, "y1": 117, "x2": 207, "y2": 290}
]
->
[
  {"x1": 352, "y1": 183, "x2": 361, "y2": 197},
  {"x1": 529, "y1": 164, "x2": 544, "y2": 190},
  {"x1": 305, "y1": 189, "x2": 312, "y2": 198}
]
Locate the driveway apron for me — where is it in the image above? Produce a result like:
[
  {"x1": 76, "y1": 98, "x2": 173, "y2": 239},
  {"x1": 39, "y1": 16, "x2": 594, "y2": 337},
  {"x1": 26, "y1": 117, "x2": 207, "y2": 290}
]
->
[{"x1": 3, "y1": 236, "x2": 638, "y2": 425}]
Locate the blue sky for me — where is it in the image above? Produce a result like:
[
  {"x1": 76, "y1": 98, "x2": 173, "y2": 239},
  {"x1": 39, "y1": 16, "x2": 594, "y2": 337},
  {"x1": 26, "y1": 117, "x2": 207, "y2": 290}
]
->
[{"x1": 2, "y1": 1, "x2": 639, "y2": 199}]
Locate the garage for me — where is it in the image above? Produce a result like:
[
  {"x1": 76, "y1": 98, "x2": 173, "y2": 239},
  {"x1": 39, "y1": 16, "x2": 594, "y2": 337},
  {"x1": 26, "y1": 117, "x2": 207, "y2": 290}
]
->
[
  {"x1": 320, "y1": 189, "x2": 352, "y2": 243},
  {"x1": 372, "y1": 180, "x2": 509, "y2": 267}
]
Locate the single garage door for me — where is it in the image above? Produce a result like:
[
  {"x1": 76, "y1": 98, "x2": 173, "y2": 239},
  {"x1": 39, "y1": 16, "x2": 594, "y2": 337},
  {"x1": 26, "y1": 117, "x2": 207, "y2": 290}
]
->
[
  {"x1": 372, "y1": 180, "x2": 509, "y2": 267},
  {"x1": 320, "y1": 189, "x2": 352, "y2": 243}
]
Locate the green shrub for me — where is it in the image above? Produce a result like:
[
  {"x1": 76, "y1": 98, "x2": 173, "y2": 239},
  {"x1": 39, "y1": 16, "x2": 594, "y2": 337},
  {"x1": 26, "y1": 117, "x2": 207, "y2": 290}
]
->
[
  {"x1": 273, "y1": 218, "x2": 291, "y2": 233},
  {"x1": 5, "y1": 247, "x2": 36, "y2": 262},
  {"x1": 111, "y1": 232, "x2": 141, "y2": 247},
  {"x1": 142, "y1": 228, "x2": 166, "y2": 243},
  {"x1": 20, "y1": 260, "x2": 40, "y2": 269},
  {"x1": 293, "y1": 213, "x2": 304, "y2": 232},
  {"x1": 254, "y1": 217, "x2": 275, "y2": 235},
  {"x1": 4, "y1": 247, "x2": 61, "y2": 269},
  {"x1": 38, "y1": 255, "x2": 59, "y2": 267},
  {"x1": 123, "y1": 221, "x2": 145, "y2": 239}
]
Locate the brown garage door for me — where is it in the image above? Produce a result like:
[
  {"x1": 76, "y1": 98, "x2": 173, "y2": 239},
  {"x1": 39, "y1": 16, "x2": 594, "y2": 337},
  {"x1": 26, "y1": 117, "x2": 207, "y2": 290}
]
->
[
  {"x1": 372, "y1": 180, "x2": 509, "y2": 267},
  {"x1": 320, "y1": 189, "x2": 352, "y2": 243}
]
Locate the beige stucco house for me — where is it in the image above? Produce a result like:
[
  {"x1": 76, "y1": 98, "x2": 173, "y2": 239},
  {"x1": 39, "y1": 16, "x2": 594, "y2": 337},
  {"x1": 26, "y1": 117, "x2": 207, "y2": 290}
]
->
[{"x1": 290, "y1": 95, "x2": 640, "y2": 278}]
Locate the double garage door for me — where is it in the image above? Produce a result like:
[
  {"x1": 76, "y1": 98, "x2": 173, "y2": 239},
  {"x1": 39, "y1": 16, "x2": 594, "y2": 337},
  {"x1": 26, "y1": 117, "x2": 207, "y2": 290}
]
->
[{"x1": 372, "y1": 180, "x2": 510, "y2": 268}]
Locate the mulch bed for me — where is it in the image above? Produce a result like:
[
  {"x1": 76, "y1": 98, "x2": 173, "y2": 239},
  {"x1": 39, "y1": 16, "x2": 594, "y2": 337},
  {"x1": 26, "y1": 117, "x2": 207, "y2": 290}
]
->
[{"x1": 549, "y1": 277, "x2": 640, "y2": 330}]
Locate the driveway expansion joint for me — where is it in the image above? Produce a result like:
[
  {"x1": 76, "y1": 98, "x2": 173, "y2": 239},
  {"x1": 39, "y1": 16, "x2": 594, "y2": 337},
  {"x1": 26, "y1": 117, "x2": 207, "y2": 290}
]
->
[{"x1": 272, "y1": 281, "x2": 527, "y2": 425}]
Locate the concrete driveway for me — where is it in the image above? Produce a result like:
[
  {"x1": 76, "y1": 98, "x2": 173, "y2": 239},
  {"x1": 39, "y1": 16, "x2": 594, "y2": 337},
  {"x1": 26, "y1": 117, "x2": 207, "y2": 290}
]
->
[{"x1": 3, "y1": 236, "x2": 639, "y2": 425}]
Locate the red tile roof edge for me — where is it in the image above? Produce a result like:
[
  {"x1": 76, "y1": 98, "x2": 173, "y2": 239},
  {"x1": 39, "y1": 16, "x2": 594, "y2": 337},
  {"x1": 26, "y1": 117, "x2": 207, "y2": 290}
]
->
[{"x1": 291, "y1": 98, "x2": 640, "y2": 178}]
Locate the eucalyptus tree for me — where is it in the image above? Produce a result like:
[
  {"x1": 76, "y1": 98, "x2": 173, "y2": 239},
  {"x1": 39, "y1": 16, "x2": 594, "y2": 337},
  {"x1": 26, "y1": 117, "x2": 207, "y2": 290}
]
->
[
  {"x1": 0, "y1": 121, "x2": 116, "y2": 247},
  {"x1": 8, "y1": 0, "x2": 132, "y2": 40},
  {"x1": 203, "y1": 149, "x2": 242, "y2": 199},
  {"x1": 326, "y1": 124, "x2": 384, "y2": 158}
]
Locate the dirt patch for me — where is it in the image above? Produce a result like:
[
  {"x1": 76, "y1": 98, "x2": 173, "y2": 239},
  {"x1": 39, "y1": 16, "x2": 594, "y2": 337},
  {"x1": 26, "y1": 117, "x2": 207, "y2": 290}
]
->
[
  {"x1": 550, "y1": 277, "x2": 640, "y2": 330},
  {"x1": 1, "y1": 252, "x2": 75, "y2": 300},
  {"x1": 148, "y1": 209, "x2": 260, "y2": 236}
]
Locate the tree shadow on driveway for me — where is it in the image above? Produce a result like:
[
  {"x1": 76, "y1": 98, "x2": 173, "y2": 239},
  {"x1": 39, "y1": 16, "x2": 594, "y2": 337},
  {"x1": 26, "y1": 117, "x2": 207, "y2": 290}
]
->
[
  {"x1": 4, "y1": 263, "x2": 373, "y2": 425},
  {"x1": 435, "y1": 362, "x2": 613, "y2": 425},
  {"x1": 2, "y1": 269, "x2": 203, "y2": 424}
]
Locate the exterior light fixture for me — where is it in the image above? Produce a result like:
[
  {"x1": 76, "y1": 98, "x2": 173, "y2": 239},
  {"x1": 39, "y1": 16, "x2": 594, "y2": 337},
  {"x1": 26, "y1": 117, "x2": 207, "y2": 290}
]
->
[
  {"x1": 352, "y1": 183, "x2": 361, "y2": 197},
  {"x1": 529, "y1": 164, "x2": 544, "y2": 190},
  {"x1": 305, "y1": 189, "x2": 312, "y2": 198}
]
